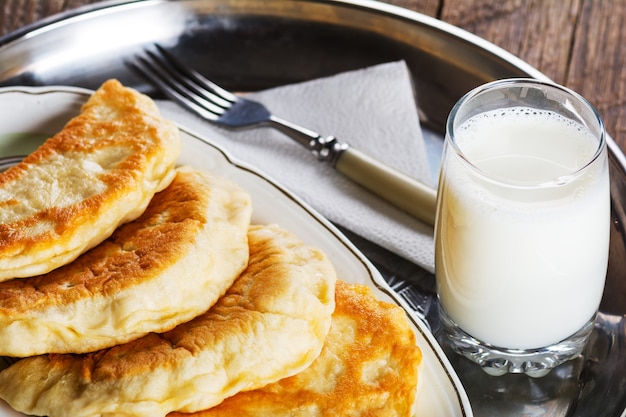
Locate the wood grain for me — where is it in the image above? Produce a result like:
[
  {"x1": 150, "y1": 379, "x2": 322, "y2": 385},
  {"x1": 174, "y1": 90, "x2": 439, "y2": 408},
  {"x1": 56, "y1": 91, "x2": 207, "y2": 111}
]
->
[
  {"x1": 383, "y1": 0, "x2": 440, "y2": 17},
  {"x1": 0, "y1": 0, "x2": 100, "y2": 36},
  {"x1": 0, "y1": 0, "x2": 62, "y2": 35},
  {"x1": 439, "y1": 0, "x2": 580, "y2": 85},
  {"x1": 567, "y1": 0, "x2": 626, "y2": 143}
]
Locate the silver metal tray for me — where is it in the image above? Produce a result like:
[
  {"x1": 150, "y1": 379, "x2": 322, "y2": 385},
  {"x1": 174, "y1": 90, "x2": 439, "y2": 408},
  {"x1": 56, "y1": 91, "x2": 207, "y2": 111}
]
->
[{"x1": 0, "y1": 1, "x2": 624, "y2": 416}]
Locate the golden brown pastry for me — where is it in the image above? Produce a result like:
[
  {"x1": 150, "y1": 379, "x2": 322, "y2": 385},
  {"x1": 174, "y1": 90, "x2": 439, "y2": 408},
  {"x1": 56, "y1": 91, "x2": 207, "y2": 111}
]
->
[
  {"x1": 0, "y1": 224, "x2": 336, "y2": 417},
  {"x1": 171, "y1": 280, "x2": 422, "y2": 417},
  {"x1": 0, "y1": 79, "x2": 180, "y2": 281},
  {"x1": 0, "y1": 167, "x2": 251, "y2": 356}
]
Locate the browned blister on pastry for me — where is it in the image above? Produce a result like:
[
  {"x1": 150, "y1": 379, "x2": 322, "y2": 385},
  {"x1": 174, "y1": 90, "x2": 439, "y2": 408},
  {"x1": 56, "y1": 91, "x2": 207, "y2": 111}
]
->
[
  {"x1": 171, "y1": 279, "x2": 422, "y2": 417},
  {"x1": 0, "y1": 224, "x2": 336, "y2": 417},
  {"x1": 0, "y1": 167, "x2": 251, "y2": 357},
  {"x1": 0, "y1": 79, "x2": 181, "y2": 281}
]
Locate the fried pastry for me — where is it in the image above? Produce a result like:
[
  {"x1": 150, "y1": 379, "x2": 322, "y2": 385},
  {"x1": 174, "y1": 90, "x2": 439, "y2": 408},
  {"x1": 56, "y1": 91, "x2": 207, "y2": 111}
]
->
[
  {"x1": 171, "y1": 280, "x2": 422, "y2": 417},
  {"x1": 0, "y1": 167, "x2": 251, "y2": 356},
  {"x1": 0, "y1": 224, "x2": 336, "y2": 417},
  {"x1": 0, "y1": 79, "x2": 180, "y2": 281}
]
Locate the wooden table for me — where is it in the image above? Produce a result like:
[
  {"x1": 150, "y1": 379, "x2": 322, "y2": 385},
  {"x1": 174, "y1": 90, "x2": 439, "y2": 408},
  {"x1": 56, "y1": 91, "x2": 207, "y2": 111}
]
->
[{"x1": 2, "y1": 0, "x2": 624, "y2": 152}]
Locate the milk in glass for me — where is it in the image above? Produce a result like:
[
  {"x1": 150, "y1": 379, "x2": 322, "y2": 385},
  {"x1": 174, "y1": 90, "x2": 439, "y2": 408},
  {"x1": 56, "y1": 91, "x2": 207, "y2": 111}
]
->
[{"x1": 436, "y1": 107, "x2": 610, "y2": 350}]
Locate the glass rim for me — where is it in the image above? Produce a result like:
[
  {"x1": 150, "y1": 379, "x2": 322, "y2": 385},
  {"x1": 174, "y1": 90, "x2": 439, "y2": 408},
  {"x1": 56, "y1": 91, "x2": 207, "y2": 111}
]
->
[{"x1": 445, "y1": 78, "x2": 607, "y2": 189}]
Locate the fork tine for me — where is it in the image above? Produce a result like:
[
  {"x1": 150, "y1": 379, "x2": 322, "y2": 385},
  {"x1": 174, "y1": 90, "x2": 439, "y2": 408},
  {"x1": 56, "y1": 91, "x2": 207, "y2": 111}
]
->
[
  {"x1": 153, "y1": 44, "x2": 237, "y2": 104},
  {"x1": 129, "y1": 50, "x2": 232, "y2": 120},
  {"x1": 146, "y1": 48, "x2": 233, "y2": 109},
  {"x1": 130, "y1": 53, "x2": 223, "y2": 121}
]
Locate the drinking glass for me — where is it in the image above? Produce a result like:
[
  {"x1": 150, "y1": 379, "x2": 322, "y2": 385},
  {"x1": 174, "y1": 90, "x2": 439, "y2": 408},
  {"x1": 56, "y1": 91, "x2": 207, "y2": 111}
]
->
[{"x1": 435, "y1": 79, "x2": 610, "y2": 377}]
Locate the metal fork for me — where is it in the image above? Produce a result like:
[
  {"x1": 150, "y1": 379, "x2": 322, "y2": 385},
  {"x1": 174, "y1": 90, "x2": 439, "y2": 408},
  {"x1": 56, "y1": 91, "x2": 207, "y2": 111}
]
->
[{"x1": 130, "y1": 45, "x2": 437, "y2": 225}]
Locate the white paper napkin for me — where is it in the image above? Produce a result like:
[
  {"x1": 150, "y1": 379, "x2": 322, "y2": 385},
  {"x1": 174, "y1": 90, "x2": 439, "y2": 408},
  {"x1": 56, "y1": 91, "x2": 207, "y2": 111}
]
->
[{"x1": 157, "y1": 61, "x2": 436, "y2": 272}]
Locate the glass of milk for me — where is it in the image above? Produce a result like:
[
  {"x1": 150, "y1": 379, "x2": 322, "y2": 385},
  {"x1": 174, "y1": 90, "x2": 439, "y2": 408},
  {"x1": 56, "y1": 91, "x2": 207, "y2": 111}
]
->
[{"x1": 435, "y1": 79, "x2": 610, "y2": 377}]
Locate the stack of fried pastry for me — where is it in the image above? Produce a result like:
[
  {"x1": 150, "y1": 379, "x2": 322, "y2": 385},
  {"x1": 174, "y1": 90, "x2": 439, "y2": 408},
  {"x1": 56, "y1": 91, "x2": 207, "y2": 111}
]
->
[{"x1": 0, "y1": 80, "x2": 422, "y2": 417}]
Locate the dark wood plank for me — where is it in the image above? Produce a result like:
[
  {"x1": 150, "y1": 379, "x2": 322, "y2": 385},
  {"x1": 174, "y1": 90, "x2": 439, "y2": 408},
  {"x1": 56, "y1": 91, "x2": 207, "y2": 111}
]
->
[
  {"x1": 382, "y1": 0, "x2": 440, "y2": 17},
  {"x1": 438, "y1": 0, "x2": 580, "y2": 85},
  {"x1": 0, "y1": 0, "x2": 64, "y2": 35},
  {"x1": 567, "y1": 0, "x2": 626, "y2": 149}
]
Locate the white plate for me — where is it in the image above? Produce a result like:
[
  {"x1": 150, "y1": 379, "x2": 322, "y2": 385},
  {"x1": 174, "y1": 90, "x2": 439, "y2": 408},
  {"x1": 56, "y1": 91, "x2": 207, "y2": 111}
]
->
[{"x1": 0, "y1": 86, "x2": 473, "y2": 417}]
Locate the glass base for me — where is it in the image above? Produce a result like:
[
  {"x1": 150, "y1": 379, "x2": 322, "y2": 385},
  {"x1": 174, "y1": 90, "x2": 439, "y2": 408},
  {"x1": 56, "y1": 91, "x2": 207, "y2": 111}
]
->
[{"x1": 438, "y1": 306, "x2": 595, "y2": 378}]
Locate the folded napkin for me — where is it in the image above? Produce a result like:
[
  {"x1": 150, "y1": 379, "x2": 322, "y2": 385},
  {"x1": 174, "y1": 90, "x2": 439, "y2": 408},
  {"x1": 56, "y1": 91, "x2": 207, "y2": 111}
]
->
[{"x1": 157, "y1": 61, "x2": 436, "y2": 272}]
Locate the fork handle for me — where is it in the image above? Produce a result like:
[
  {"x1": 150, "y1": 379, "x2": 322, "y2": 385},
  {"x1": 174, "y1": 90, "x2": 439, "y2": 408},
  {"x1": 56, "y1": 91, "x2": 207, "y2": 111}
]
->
[
  {"x1": 268, "y1": 116, "x2": 437, "y2": 225},
  {"x1": 334, "y1": 146, "x2": 437, "y2": 226}
]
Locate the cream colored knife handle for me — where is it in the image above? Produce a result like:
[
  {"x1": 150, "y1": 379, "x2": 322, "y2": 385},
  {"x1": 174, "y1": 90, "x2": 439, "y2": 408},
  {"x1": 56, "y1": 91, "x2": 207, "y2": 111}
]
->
[{"x1": 334, "y1": 146, "x2": 437, "y2": 226}]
